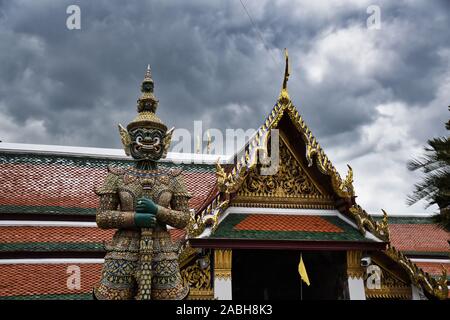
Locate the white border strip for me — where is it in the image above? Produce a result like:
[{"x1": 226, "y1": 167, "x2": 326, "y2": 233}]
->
[
  {"x1": 0, "y1": 221, "x2": 97, "y2": 227},
  {"x1": 0, "y1": 142, "x2": 231, "y2": 164},
  {"x1": 0, "y1": 258, "x2": 104, "y2": 265},
  {"x1": 0, "y1": 220, "x2": 175, "y2": 229},
  {"x1": 410, "y1": 258, "x2": 450, "y2": 264},
  {"x1": 370, "y1": 213, "x2": 437, "y2": 218}
]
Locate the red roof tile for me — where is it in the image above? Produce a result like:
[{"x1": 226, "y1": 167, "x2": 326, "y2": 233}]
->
[
  {"x1": 414, "y1": 262, "x2": 450, "y2": 276},
  {"x1": 0, "y1": 263, "x2": 102, "y2": 297},
  {"x1": 389, "y1": 224, "x2": 449, "y2": 253},
  {"x1": 234, "y1": 214, "x2": 343, "y2": 233},
  {"x1": 0, "y1": 227, "x2": 114, "y2": 244},
  {"x1": 0, "y1": 226, "x2": 185, "y2": 247},
  {"x1": 0, "y1": 160, "x2": 216, "y2": 212}
]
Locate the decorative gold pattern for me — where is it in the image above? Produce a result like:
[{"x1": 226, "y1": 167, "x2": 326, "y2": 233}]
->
[
  {"x1": 347, "y1": 251, "x2": 364, "y2": 279},
  {"x1": 385, "y1": 246, "x2": 448, "y2": 300},
  {"x1": 202, "y1": 199, "x2": 229, "y2": 233},
  {"x1": 179, "y1": 251, "x2": 214, "y2": 300},
  {"x1": 118, "y1": 124, "x2": 131, "y2": 156},
  {"x1": 230, "y1": 201, "x2": 335, "y2": 209},
  {"x1": 365, "y1": 259, "x2": 411, "y2": 299},
  {"x1": 178, "y1": 244, "x2": 198, "y2": 269},
  {"x1": 366, "y1": 286, "x2": 412, "y2": 300},
  {"x1": 187, "y1": 289, "x2": 215, "y2": 300},
  {"x1": 187, "y1": 195, "x2": 229, "y2": 238},
  {"x1": 348, "y1": 205, "x2": 390, "y2": 241},
  {"x1": 181, "y1": 255, "x2": 211, "y2": 290},
  {"x1": 238, "y1": 139, "x2": 323, "y2": 198},
  {"x1": 214, "y1": 249, "x2": 232, "y2": 280},
  {"x1": 186, "y1": 210, "x2": 207, "y2": 238}
]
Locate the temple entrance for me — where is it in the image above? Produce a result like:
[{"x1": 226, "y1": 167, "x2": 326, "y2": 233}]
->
[{"x1": 232, "y1": 250, "x2": 348, "y2": 300}]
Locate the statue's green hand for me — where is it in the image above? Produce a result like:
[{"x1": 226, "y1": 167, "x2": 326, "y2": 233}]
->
[
  {"x1": 136, "y1": 197, "x2": 158, "y2": 215},
  {"x1": 134, "y1": 213, "x2": 156, "y2": 228}
]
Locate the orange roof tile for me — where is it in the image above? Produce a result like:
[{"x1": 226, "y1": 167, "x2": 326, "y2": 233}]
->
[
  {"x1": 0, "y1": 157, "x2": 217, "y2": 213},
  {"x1": 0, "y1": 263, "x2": 101, "y2": 297},
  {"x1": 0, "y1": 227, "x2": 114, "y2": 244},
  {"x1": 0, "y1": 226, "x2": 185, "y2": 249},
  {"x1": 414, "y1": 262, "x2": 450, "y2": 276},
  {"x1": 234, "y1": 214, "x2": 343, "y2": 233},
  {"x1": 389, "y1": 224, "x2": 449, "y2": 253}
]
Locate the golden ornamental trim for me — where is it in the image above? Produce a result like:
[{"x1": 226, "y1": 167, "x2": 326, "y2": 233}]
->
[
  {"x1": 347, "y1": 251, "x2": 364, "y2": 279},
  {"x1": 186, "y1": 210, "x2": 206, "y2": 238},
  {"x1": 178, "y1": 244, "x2": 199, "y2": 269},
  {"x1": 202, "y1": 199, "x2": 229, "y2": 233},
  {"x1": 348, "y1": 205, "x2": 390, "y2": 241},
  {"x1": 187, "y1": 196, "x2": 229, "y2": 238},
  {"x1": 186, "y1": 289, "x2": 215, "y2": 300},
  {"x1": 214, "y1": 249, "x2": 232, "y2": 280},
  {"x1": 230, "y1": 201, "x2": 335, "y2": 210},
  {"x1": 366, "y1": 287, "x2": 412, "y2": 300},
  {"x1": 385, "y1": 246, "x2": 448, "y2": 300}
]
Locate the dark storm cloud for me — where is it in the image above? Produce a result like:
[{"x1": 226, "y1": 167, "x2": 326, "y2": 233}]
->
[
  {"x1": 0, "y1": 0, "x2": 449, "y2": 212},
  {"x1": 0, "y1": 0, "x2": 447, "y2": 145}
]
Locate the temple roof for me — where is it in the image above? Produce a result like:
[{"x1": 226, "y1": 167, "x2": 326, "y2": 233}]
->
[
  {"x1": 0, "y1": 149, "x2": 218, "y2": 217},
  {"x1": 190, "y1": 212, "x2": 386, "y2": 251},
  {"x1": 385, "y1": 216, "x2": 449, "y2": 257},
  {"x1": 0, "y1": 145, "x2": 448, "y2": 299}
]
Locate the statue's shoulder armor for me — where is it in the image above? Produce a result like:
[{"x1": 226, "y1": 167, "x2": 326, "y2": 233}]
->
[
  {"x1": 168, "y1": 167, "x2": 191, "y2": 198},
  {"x1": 94, "y1": 166, "x2": 124, "y2": 195},
  {"x1": 107, "y1": 165, "x2": 126, "y2": 176},
  {"x1": 168, "y1": 167, "x2": 183, "y2": 177}
]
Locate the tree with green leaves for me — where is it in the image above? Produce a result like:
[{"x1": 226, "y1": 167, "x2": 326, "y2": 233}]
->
[{"x1": 407, "y1": 107, "x2": 450, "y2": 230}]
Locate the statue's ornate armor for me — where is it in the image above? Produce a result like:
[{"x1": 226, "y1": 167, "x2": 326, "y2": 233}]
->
[
  {"x1": 94, "y1": 166, "x2": 191, "y2": 300},
  {"x1": 93, "y1": 65, "x2": 190, "y2": 300}
]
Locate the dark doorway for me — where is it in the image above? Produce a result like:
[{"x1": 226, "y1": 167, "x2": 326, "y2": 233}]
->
[{"x1": 232, "y1": 250, "x2": 348, "y2": 300}]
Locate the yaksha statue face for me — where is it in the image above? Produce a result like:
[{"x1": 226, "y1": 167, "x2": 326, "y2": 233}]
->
[
  {"x1": 129, "y1": 127, "x2": 165, "y2": 160},
  {"x1": 118, "y1": 66, "x2": 173, "y2": 161}
]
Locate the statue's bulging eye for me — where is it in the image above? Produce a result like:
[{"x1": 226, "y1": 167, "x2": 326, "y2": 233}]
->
[{"x1": 136, "y1": 136, "x2": 142, "y2": 143}]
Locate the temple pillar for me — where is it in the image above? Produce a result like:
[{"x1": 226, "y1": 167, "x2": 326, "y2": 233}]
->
[
  {"x1": 346, "y1": 250, "x2": 366, "y2": 300},
  {"x1": 214, "y1": 249, "x2": 232, "y2": 300}
]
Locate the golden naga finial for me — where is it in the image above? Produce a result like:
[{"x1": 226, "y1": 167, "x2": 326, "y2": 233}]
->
[{"x1": 279, "y1": 48, "x2": 290, "y2": 103}]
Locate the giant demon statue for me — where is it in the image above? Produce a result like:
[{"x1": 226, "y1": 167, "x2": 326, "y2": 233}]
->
[{"x1": 93, "y1": 66, "x2": 190, "y2": 300}]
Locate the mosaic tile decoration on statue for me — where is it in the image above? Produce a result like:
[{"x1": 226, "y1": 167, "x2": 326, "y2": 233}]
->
[{"x1": 0, "y1": 153, "x2": 217, "y2": 217}]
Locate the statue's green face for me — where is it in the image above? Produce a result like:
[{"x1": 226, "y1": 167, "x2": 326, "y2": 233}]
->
[{"x1": 129, "y1": 127, "x2": 165, "y2": 161}]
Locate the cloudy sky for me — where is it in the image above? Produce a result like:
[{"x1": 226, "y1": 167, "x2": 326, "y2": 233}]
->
[{"x1": 0, "y1": 0, "x2": 449, "y2": 214}]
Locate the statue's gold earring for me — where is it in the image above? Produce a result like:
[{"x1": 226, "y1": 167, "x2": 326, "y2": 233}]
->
[
  {"x1": 162, "y1": 127, "x2": 174, "y2": 158},
  {"x1": 118, "y1": 124, "x2": 131, "y2": 156}
]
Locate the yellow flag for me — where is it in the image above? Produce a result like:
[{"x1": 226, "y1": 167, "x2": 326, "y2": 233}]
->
[{"x1": 298, "y1": 254, "x2": 310, "y2": 286}]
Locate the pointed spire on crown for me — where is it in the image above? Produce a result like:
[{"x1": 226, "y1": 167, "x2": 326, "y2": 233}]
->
[{"x1": 127, "y1": 65, "x2": 167, "y2": 132}]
